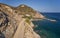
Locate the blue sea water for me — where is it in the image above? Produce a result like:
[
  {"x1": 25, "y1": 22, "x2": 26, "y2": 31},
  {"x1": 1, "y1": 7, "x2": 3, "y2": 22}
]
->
[{"x1": 32, "y1": 13, "x2": 60, "y2": 38}]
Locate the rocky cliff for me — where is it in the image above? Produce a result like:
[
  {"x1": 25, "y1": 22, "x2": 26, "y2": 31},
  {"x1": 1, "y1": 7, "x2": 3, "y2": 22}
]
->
[{"x1": 0, "y1": 3, "x2": 42, "y2": 38}]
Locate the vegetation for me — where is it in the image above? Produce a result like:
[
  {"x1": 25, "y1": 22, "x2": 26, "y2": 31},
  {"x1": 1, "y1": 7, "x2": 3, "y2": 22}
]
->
[
  {"x1": 25, "y1": 18, "x2": 30, "y2": 24},
  {"x1": 23, "y1": 15, "x2": 32, "y2": 24}
]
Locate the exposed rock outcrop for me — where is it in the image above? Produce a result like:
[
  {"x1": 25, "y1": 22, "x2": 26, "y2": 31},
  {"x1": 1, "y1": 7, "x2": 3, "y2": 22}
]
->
[{"x1": 0, "y1": 3, "x2": 41, "y2": 38}]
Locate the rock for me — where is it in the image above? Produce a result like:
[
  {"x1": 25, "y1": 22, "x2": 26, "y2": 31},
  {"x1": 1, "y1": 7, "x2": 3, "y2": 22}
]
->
[{"x1": 0, "y1": 3, "x2": 41, "y2": 38}]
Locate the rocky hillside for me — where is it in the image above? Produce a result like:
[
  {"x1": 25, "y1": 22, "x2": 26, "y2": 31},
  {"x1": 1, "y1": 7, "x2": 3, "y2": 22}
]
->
[
  {"x1": 16, "y1": 4, "x2": 45, "y2": 19},
  {"x1": 0, "y1": 3, "x2": 42, "y2": 38}
]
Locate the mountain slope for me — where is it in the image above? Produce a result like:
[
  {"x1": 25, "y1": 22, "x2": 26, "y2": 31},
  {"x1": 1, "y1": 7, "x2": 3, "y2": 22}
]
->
[{"x1": 0, "y1": 3, "x2": 41, "y2": 38}]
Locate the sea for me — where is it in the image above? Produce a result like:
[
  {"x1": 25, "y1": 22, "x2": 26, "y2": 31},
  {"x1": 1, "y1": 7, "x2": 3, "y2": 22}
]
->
[{"x1": 32, "y1": 13, "x2": 60, "y2": 38}]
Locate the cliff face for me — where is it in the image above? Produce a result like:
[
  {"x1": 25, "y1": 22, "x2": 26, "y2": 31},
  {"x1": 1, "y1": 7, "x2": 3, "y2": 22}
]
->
[{"x1": 0, "y1": 3, "x2": 41, "y2": 38}]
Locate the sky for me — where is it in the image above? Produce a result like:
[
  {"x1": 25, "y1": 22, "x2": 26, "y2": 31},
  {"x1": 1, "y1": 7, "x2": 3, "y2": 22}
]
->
[{"x1": 0, "y1": 0, "x2": 60, "y2": 12}]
